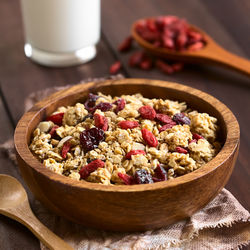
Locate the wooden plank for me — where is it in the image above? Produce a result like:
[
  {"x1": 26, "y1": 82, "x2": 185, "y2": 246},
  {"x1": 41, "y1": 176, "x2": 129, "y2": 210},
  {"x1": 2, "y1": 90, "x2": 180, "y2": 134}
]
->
[
  {"x1": 101, "y1": 0, "x2": 250, "y2": 210},
  {"x1": 0, "y1": 97, "x2": 40, "y2": 249}
]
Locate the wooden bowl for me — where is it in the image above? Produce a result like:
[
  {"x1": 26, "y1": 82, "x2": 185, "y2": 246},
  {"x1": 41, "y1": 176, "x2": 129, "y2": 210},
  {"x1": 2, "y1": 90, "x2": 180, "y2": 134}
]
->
[{"x1": 14, "y1": 78, "x2": 240, "y2": 232}]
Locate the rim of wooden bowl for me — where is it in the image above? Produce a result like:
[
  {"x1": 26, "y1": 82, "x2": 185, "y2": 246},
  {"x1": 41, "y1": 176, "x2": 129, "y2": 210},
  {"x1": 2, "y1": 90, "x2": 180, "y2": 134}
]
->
[{"x1": 14, "y1": 78, "x2": 240, "y2": 192}]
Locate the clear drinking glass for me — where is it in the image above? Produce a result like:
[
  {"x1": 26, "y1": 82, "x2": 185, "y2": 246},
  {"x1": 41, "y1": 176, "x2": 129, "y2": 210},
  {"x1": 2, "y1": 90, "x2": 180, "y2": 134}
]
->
[{"x1": 20, "y1": 0, "x2": 100, "y2": 67}]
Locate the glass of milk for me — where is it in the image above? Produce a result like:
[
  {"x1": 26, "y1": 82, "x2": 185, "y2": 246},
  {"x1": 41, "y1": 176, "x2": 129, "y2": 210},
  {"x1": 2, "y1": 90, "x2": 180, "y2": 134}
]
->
[{"x1": 20, "y1": 0, "x2": 100, "y2": 67}]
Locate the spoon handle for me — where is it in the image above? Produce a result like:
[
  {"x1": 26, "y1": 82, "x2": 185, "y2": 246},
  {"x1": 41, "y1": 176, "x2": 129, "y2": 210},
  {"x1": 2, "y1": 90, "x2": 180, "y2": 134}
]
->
[
  {"x1": 2, "y1": 202, "x2": 74, "y2": 250},
  {"x1": 204, "y1": 45, "x2": 250, "y2": 77}
]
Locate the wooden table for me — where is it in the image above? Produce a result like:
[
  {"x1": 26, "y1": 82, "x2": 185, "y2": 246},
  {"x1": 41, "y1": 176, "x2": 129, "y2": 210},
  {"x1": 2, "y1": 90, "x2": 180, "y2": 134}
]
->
[{"x1": 0, "y1": 0, "x2": 249, "y2": 249}]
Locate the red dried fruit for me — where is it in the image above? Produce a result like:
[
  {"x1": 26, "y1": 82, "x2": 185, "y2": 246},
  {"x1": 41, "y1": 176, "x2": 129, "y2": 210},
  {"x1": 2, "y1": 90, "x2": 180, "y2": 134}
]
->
[
  {"x1": 140, "y1": 57, "x2": 153, "y2": 70},
  {"x1": 159, "y1": 123, "x2": 176, "y2": 132},
  {"x1": 92, "y1": 102, "x2": 113, "y2": 113},
  {"x1": 188, "y1": 41, "x2": 204, "y2": 51},
  {"x1": 61, "y1": 140, "x2": 71, "y2": 159},
  {"x1": 146, "y1": 19, "x2": 157, "y2": 32},
  {"x1": 192, "y1": 133, "x2": 204, "y2": 140},
  {"x1": 118, "y1": 173, "x2": 135, "y2": 185},
  {"x1": 153, "y1": 165, "x2": 167, "y2": 182},
  {"x1": 80, "y1": 127, "x2": 105, "y2": 152},
  {"x1": 162, "y1": 36, "x2": 175, "y2": 49},
  {"x1": 173, "y1": 113, "x2": 191, "y2": 125},
  {"x1": 49, "y1": 125, "x2": 59, "y2": 137},
  {"x1": 79, "y1": 159, "x2": 105, "y2": 179},
  {"x1": 125, "y1": 150, "x2": 146, "y2": 160},
  {"x1": 84, "y1": 93, "x2": 99, "y2": 112},
  {"x1": 135, "y1": 169, "x2": 153, "y2": 184},
  {"x1": 188, "y1": 30, "x2": 203, "y2": 41},
  {"x1": 129, "y1": 51, "x2": 144, "y2": 67},
  {"x1": 109, "y1": 61, "x2": 122, "y2": 74},
  {"x1": 175, "y1": 146, "x2": 188, "y2": 154},
  {"x1": 94, "y1": 114, "x2": 109, "y2": 131},
  {"x1": 155, "y1": 113, "x2": 174, "y2": 124},
  {"x1": 156, "y1": 59, "x2": 174, "y2": 74},
  {"x1": 46, "y1": 112, "x2": 64, "y2": 126},
  {"x1": 176, "y1": 32, "x2": 187, "y2": 49},
  {"x1": 139, "y1": 105, "x2": 156, "y2": 120},
  {"x1": 118, "y1": 120, "x2": 139, "y2": 129},
  {"x1": 113, "y1": 98, "x2": 126, "y2": 113},
  {"x1": 189, "y1": 139, "x2": 197, "y2": 144},
  {"x1": 118, "y1": 36, "x2": 133, "y2": 52},
  {"x1": 141, "y1": 128, "x2": 158, "y2": 147},
  {"x1": 172, "y1": 62, "x2": 184, "y2": 72}
]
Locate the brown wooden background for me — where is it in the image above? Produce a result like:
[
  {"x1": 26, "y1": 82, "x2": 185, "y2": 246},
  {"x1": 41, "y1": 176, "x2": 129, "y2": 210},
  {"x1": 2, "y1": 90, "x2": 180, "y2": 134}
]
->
[{"x1": 0, "y1": 0, "x2": 249, "y2": 249}]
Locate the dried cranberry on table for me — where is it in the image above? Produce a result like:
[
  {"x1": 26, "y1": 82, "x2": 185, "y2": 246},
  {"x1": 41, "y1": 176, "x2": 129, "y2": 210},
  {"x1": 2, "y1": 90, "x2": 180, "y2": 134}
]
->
[
  {"x1": 46, "y1": 112, "x2": 64, "y2": 126},
  {"x1": 118, "y1": 36, "x2": 133, "y2": 52},
  {"x1": 118, "y1": 173, "x2": 135, "y2": 185},
  {"x1": 156, "y1": 59, "x2": 174, "y2": 75},
  {"x1": 139, "y1": 105, "x2": 156, "y2": 120},
  {"x1": 125, "y1": 150, "x2": 146, "y2": 160},
  {"x1": 118, "y1": 120, "x2": 139, "y2": 129},
  {"x1": 79, "y1": 159, "x2": 105, "y2": 179},
  {"x1": 141, "y1": 128, "x2": 158, "y2": 147},
  {"x1": 80, "y1": 127, "x2": 105, "y2": 153},
  {"x1": 135, "y1": 169, "x2": 153, "y2": 184},
  {"x1": 172, "y1": 113, "x2": 191, "y2": 125},
  {"x1": 129, "y1": 51, "x2": 145, "y2": 67},
  {"x1": 109, "y1": 61, "x2": 122, "y2": 74}
]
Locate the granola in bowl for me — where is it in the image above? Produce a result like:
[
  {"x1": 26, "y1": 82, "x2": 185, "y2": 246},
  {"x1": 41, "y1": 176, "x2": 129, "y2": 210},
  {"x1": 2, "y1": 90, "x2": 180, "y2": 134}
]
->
[{"x1": 29, "y1": 92, "x2": 221, "y2": 185}]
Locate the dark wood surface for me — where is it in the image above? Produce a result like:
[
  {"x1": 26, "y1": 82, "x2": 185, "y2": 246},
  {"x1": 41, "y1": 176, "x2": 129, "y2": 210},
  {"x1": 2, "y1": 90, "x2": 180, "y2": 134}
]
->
[{"x1": 0, "y1": 0, "x2": 249, "y2": 249}]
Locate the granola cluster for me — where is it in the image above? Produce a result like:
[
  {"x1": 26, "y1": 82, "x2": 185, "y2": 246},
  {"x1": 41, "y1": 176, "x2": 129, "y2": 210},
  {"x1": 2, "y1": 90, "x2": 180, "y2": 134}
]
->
[{"x1": 29, "y1": 93, "x2": 220, "y2": 185}]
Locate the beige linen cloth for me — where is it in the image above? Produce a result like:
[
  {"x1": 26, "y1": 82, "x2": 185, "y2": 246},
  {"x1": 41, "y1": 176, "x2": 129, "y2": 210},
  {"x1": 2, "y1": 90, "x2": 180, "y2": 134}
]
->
[{"x1": 1, "y1": 75, "x2": 249, "y2": 250}]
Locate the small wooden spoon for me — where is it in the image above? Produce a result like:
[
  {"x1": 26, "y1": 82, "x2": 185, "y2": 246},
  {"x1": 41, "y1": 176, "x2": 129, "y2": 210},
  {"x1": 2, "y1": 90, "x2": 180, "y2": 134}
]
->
[
  {"x1": 132, "y1": 20, "x2": 250, "y2": 77},
  {"x1": 0, "y1": 174, "x2": 73, "y2": 250}
]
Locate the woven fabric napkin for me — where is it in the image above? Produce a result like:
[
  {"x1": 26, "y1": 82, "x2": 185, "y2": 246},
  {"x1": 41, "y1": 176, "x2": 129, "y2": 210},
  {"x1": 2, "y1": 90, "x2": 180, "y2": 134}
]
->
[{"x1": 1, "y1": 76, "x2": 249, "y2": 250}]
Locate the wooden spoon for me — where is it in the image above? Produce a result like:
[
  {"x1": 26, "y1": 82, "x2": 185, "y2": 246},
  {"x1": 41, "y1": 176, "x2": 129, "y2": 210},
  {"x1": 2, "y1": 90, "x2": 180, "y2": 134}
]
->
[
  {"x1": 0, "y1": 174, "x2": 73, "y2": 250},
  {"x1": 131, "y1": 20, "x2": 250, "y2": 77}
]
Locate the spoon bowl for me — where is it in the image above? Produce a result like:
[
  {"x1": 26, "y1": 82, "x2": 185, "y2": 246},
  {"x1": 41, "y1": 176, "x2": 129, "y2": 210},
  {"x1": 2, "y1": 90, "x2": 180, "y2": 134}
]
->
[
  {"x1": 131, "y1": 18, "x2": 250, "y2": 77},
  {"x1": 0, "y1": 174, "x2": 73, "y2": 250},
  {"x1": 0, "y1": 175, "x2": 27, "y2": 209}
]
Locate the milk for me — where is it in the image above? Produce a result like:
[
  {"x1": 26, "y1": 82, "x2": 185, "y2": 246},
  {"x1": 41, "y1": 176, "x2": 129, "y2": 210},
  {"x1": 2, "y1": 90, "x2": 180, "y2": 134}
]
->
[{"x1": 20, "y1": 0, "x2": 100, "y2": 66}]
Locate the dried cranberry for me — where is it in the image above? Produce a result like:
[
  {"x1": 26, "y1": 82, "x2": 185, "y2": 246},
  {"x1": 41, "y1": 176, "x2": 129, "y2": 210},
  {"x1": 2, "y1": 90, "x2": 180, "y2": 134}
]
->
[
  {"x1": 159, "y1": 123, "x2": 176, "y2": 132},
  {"x1": 172, "y1": 113, "x2": 191, "y2": 125},
  {"x1": 61, "y1": 140, "x2": 71, "y2": 159},
  {"x1": 49, "y1": 125, "x2": 59, "y2": 138},
  {"x1": 84, "y1": 93, "x2": 99, "y2": 112},
  {"x1": 129, "y1": 51, "x2": 144, "y2": 67},
  {"x1": 175, "y1": 146, "x2": 188, "y2": 154},
  {"x1": 139, "y1": 105, "x2": 156, "y2": 120},
  {"x1": 118, "y1": 36, "x2": 133, "y2": 52},
  {"x1": 46, "y1": 112, "x2": 64, "y2": 126},
  {"x1": 125, "y1": 150, "x2": 146, "y2": 160},
  {"x1": 79, "y1": 159, "x2": 105, "y2": 179},
  {"x1": 188, "y1": 41, "x2": 204, "y2": 51},
  {"x1": 113, "y1": 98, "x2": 126, "y2": 113},
  {"x1": 141, "y1": 128, "x2": 158, "y2": 147},
  {"x1": 118, "y1": 120, "x2": 139, "y2": 129},
  {"x1": 140, "y1": 57, "x2": 153, "y2": 70},
  {"x1": 80, "y1": 127, "x2": 105, "y2": 153},
  {"x1": 192, "y1": 133, "x2": 204, "y2": 140},
  {"x1": 155, "y1": 113, "x2": 173, "y2": 124},
  {"x1": 118, "y1": 173, "x2": 135, "y2": 185},
  {"x1": 156, "y1": 60, "x2": 174, "y2": 74},
  {"x1": 92, "y1": 102, "x2": 113, "y2": 113},
  {"x1": 172, "y1": 63, "x2": 184, "y2": 72},
  {"x1": 135, "y1": 169, "x2": 153, "y2": 184},
  {"x1": 153, "y1": 165, "x2": 167, "y2": 182},
  {"x1": 94, "y1": 114, "x2": 108, "y2": 131},
  {"x1": 109, "y1": 61, "x2": 122, "y2": 74}
]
